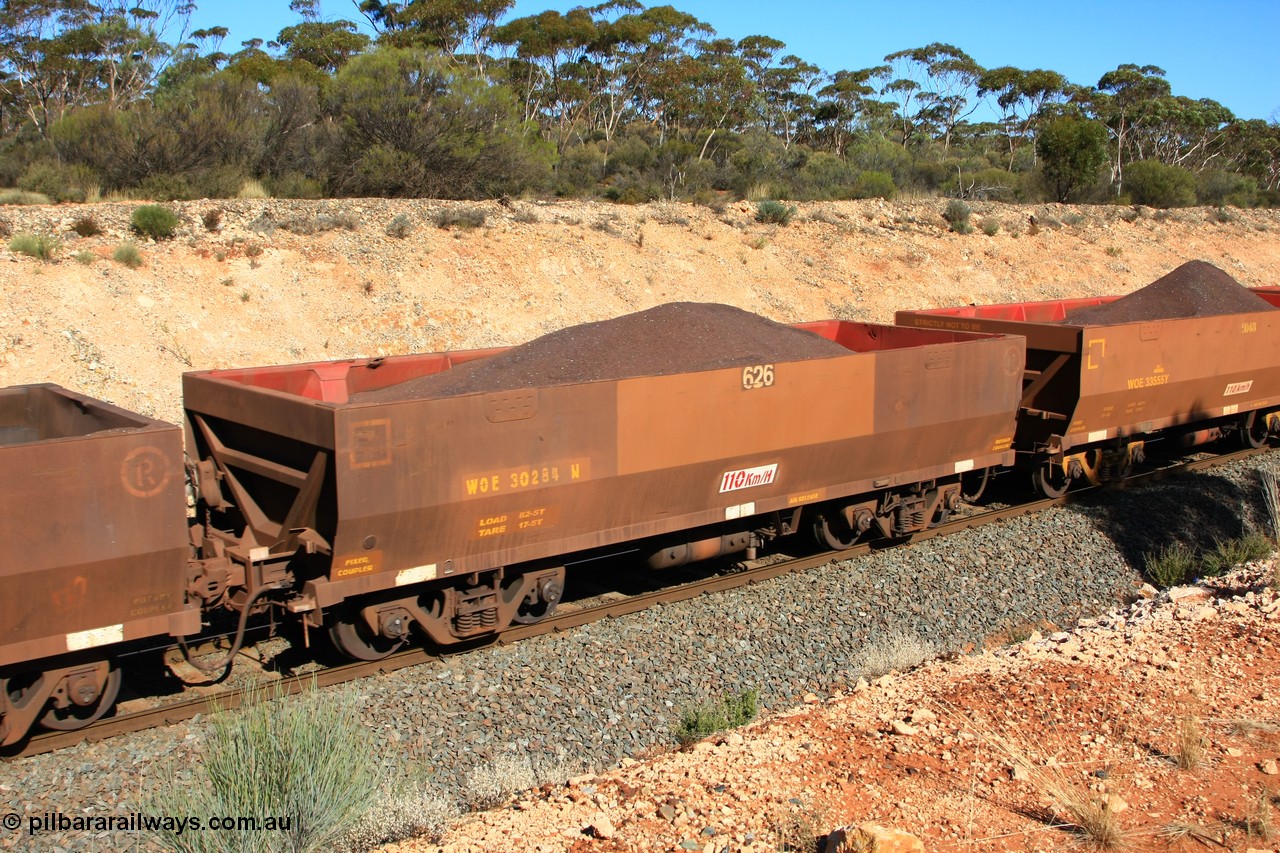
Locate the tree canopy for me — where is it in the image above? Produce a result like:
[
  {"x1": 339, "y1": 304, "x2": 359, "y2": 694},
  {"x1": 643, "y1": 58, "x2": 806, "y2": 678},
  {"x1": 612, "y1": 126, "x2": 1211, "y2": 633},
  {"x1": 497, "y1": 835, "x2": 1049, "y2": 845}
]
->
[{"x1": 1, "y1": 0, "x2": 1275, "y2": 206}]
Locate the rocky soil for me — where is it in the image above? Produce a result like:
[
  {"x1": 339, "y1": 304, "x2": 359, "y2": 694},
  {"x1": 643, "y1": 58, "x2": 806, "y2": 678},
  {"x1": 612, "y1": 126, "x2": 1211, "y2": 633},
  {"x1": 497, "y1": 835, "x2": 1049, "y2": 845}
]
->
[
  {"x1": 2, "y1": 197, "x2": 1279, "y2": 853},
  {"x1": 412, "y1": 557, "x2": 1280, "y2": 853}
]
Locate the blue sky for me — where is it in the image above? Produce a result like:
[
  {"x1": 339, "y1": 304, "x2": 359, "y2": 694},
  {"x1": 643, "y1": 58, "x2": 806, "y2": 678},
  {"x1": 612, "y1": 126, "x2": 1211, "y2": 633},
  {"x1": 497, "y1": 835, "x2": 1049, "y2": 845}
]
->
[{"x1": 191, "y1": 0, "x2": 1280, "y2": 121}]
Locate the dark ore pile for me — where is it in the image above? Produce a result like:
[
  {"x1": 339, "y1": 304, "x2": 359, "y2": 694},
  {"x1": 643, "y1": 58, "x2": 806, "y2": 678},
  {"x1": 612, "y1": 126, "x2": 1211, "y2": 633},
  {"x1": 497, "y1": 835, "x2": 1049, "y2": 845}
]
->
[
  {"x1": 1065, "y1": 260, "x2": 1275, "y2": 324},
  {"x1": 352, "y1": 302, "x2": 851, "y2": 402}
]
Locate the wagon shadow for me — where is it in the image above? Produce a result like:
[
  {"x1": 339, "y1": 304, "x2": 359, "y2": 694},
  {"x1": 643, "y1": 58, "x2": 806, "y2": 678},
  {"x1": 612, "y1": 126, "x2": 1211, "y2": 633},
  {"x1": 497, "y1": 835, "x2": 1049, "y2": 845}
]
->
[{"x1": 1062, "y1": 465, "x2": 1270, "y2": 581}]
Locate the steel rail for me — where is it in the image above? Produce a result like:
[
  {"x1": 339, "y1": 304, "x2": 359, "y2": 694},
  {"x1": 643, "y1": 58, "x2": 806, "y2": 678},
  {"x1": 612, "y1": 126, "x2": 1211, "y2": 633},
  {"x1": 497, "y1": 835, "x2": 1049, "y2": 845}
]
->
[{"x1": 9, "y1": 445, "x2": 1269, "y2": 759}]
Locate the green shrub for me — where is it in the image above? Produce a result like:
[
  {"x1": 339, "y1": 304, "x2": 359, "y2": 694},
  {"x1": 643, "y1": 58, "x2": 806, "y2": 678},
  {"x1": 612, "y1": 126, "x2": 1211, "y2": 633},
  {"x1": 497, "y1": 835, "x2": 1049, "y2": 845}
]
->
[
  {"x1": 433, "y1": 207, "x2": 487, "y2": 230},
  {"x1": 967, "y1": 167, "x2": 1023, "y2": 201},
  {"x1": 268, "y1": 173, "x2": 326, "y2": 199},
  {"x1": 1201, "y1": 533, "x2": 1273, "y2": 577},
  {"x1": 792, "y1": 152, "x2": 857, "y2": 200},
  {"x1": 673, "y1": 688, "x2": 758, "y2": 747},
  {"x1": 9, "y1": 232, "x2": 60, "y2": 261},
  {"x1": 113, "y1": 241, "x2": 142, "y2": 268},
  {"x1": 71, "y1": 215, "x2": 102, "y2": 237},
  {"x1": 280, "y1": 213, "x2": 357, "y2": 234},
  {"x1": 0, "y1": 189, "x2": 51, "y2": 205},
  {"x1": 189, "y1": 166, "x2": 248, "y2": 200},
  {"x1": 386, "y1": 213, "x2": 414, "y2": 237},
  {"x1": 131, "y1": 205, "x2": 180, "y2": 240},
  {"x1": 944, "y1": 199, "x2": 972, "y2": 234},
  {"x1": 143, "y1": 685, "x2": 378, "y2": 853},
  {"x1": 138, "y1": 173, "x2": 194, "y2": 202},
  {"x1": 981, "y1": 218, "x2": 1000, "y2": 236},
  {"x1": 1124, "y1": 160, "x2": 1196, "y2": 208},
  {"x1": 73, "y1": 250, "x2": 96, "y2": 265},
  {"x1": 1144, "y1": 542, "x2": 1197, "y2": 588},
  {"x1": 1197, "y1": 169, "x2": 1257, "y2": 208},
  {"x1": 18, "y1": 159, "x2": 80, "y2": 201},
  {"x1": 850, "y1": 170, "x2": 897, "y2": 200},
  {"x1": 755, "y1": 200, "x2": 796, "y2": 225}
]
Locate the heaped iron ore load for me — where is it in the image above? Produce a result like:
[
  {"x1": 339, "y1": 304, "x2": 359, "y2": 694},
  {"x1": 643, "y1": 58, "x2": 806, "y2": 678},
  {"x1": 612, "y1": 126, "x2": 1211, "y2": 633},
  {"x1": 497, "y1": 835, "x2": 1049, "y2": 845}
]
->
[
  {"x1": 895, "y1": 261, "x2": 1280, "y2": 496},
  {"x1": 352, "y1": 302, "x2": 853, "y2": 401},
  {"x1": 183, "y1": 304, "x2": 1022, "y2": 658},
  {"x1": 0, "y1": 385, "x2": 199, "y2": 745},
  {"x1": 1064, "y1": 260, "x2": 1277, "y2": 324}
]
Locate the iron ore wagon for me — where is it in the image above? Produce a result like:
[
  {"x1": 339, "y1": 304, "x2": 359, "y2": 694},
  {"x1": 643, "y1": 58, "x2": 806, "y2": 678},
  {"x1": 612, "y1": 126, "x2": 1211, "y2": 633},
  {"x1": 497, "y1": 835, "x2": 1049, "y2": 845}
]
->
[
  {"x1": 180, "y1": 304, "x2": 1024, "y2": 660},
  {"x1": 896, "y1": 261, "x2": 1280, "y2": 495}
]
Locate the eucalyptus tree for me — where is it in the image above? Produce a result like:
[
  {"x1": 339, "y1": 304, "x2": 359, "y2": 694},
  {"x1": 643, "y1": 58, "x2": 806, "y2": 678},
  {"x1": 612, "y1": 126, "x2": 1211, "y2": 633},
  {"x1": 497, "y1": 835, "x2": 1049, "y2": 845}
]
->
[
  {"x1": 617, "y1": 4, "x2": 711, "y2": 144},
  {"x1": 1224, "y1": 118, "x2": 1280, "y2": 192},
  {"x1": 977, "y1": 66, "x2": 1069, "y2": 168},
  {"x1": 1091, "y1": 63, "x2": 1171, "y2": 193},
  {"x1": 275, "y1": 0, "x2": 369, "y2": 73},
  {"x1": 1136, "y1": 95, "x2": 1234, "y2": 172},
  {"x1": 759, "y1": 51, "x2": 823, "y2": 150},
  {"x1": 0, "y1": 0, "x2": 194, "y2": 135},
  {"x1": 358, "y1": 0, "x2": 514, "y2": 71},
  {"x1": 810, "y1": 65, "x2": 890, "y2": 155},
  {"x1": 881, "y1": 42, "x2": 982, "y2": 152},
  {"x1": 491, "y1": 6, "x2": 598, "y2": 152}
]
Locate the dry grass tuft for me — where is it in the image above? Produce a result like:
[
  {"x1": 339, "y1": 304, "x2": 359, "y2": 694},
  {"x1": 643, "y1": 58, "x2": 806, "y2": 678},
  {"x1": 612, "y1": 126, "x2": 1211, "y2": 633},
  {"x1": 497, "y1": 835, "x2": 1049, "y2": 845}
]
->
[
  {"x1": 1174, "y1": 713, "x2": 1205, "y2": 770},
  {"x1": 237, "y1": 178, "x2": 270, "y2": 199},
  {"x1": 955, "y1": 711, "x2": 1130, "y2": 850},
  {"x1": 1249, "y1": 787, "x2": 1276, "y2": 841},
  {"x1": 1158, "y1": 821, "x2": 1228, "y2": 845},
  {"x1": 855, "y1": 630, "x2": 938, "y2": 678},
  {"x1": 766, "y1": 803, "x2": 825, "y2": 853},
  {"x1": 1224, "y1": 718, "x2": 1280, "y2": 739},
  {"x1": 463, "y1": 747, "x2": 582, "y2": 812}
]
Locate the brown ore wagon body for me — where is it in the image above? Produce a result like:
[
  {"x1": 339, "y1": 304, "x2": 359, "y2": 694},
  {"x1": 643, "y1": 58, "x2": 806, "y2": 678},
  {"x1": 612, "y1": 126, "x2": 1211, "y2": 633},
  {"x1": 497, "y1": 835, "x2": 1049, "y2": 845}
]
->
[
  {"x1": 896, "y1": 288, "x2": 1280, "y2": 495},
  {"x1": 182, "y1": 319, "x2": 1023, "y2": 650},
  {"x1": 0, "y1": 385, "x2": 198, "y2": 744}
]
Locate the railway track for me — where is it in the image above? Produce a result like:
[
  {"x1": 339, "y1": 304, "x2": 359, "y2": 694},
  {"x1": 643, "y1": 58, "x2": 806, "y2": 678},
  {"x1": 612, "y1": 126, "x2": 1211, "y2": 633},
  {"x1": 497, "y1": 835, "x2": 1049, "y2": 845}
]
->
[{"x1": 10, "y1": 445, "x2": 1270, "y2": 759}]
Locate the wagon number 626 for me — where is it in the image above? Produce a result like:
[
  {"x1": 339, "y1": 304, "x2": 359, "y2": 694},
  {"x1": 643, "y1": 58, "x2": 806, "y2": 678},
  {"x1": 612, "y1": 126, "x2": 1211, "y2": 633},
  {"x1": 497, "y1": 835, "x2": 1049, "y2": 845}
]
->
[{"x1": 742, "y1": 364, "x2": 775, "y2": 390}]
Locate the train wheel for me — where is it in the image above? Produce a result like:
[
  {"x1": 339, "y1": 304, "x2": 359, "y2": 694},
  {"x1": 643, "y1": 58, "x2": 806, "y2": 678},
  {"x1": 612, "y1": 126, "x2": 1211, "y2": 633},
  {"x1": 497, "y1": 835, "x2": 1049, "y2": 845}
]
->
[
  {"x1": 1242, "y1": 411, "x2": 1270, "y2": 449},
  {"x1": 328, "y1": 607, "x2": 403, "y2": 662},
  {"x1": 1031, "y1": 462, "x2": 1070, "y2": 499},
  {"x1": 6, "y1": 655, "x2": 123, "y2": 732},
  {"x1": 813, "y1": 511, "x2": 856, "y2": 551},
  {"x1": 511, "y1": 571, "x2": 565, "y2": 625}
]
